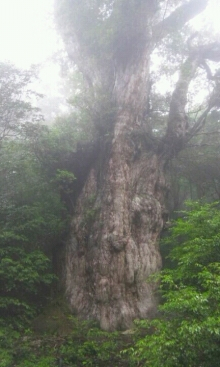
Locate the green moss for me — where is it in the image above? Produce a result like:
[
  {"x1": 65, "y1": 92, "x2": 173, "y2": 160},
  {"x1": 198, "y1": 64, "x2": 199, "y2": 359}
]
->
[{"x1": 80, "y1": 194, "x2": 101, "y2": 227}]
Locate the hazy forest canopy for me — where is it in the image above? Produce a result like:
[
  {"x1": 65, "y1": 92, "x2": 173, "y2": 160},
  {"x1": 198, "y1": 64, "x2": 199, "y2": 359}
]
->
[{"x1": 1, "y1": 0, "x2": 220, "y2": 366}]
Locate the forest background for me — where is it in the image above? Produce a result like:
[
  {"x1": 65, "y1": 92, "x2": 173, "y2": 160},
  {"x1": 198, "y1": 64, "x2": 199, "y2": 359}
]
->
[{"x1": 1, "y1": 0, "x2": 220, "y2": 366}]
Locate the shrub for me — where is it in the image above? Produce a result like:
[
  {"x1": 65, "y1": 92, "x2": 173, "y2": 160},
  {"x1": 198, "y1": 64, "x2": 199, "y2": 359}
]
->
[{"x1": 130, "y1": 202, "x2": 220, "y2": 367}]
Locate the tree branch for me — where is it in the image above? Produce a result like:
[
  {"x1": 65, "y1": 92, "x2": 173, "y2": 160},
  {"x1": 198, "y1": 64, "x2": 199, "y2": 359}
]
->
[
  {"x1": 154, "y1": 0, "x2": 208, "y2": 42},
  {"x1": 200, "y1": 61, "x2": 214, "y2": 80},
  {"x1": 195, "y1": 42, "x2": 220, "y2": 62},
  {"x1": 159, "y1": 40, "x2": 220, "y2": 157},
  {"x1": 164, "y1": 55, "x2": 200, "y2": 145},
  {"x1": 187, "y1": 107, "x2": 211, "y2": 138}
]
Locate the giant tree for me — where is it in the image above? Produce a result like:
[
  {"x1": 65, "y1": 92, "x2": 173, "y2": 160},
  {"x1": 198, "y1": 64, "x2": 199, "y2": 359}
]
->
[{"x1": 55, "y1": 0, "x2": 220, "y2": 330}]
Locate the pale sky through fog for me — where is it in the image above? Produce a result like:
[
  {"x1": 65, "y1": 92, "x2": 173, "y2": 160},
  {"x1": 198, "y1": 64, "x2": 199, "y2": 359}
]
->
[
  {"x1": 0, "y1": 0, "x2": 220, "y2": 69},
  {"x1": 0, "y1": 0, "x2": 58, "y2": 67},
  {"x1": 0, "y1": 0, "x2": 220, "y2": 68},
  {"x1": 0, "y1": 0, "x2": 220, "y2": 109}
]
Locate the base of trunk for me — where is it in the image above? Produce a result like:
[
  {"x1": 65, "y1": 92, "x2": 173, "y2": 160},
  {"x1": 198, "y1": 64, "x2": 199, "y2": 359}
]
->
[
  {"x1": 65, "y1": 143, "x2": 165, "y2": 330},
  {"x1": 66, "y1": 234, "x2": 161, "y2": 331}
]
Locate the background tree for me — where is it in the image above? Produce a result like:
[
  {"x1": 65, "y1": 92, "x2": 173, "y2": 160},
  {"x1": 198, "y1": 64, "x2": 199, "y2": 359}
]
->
[
  {"x1": 54, "y1": 0, "x2": 220, "y2": 330},
  {"x1": 0, "y1": 63, "x2": 72, "y2": 328},
  {"x1": 0, "y1": 62, "x2": 43, "y2": 143},
  {"x1": 164, "y1": 108, "x2": 220, "y2": 217},
  {"x1": 0, "y1": 135, "x2": 68, "y2": 328}
]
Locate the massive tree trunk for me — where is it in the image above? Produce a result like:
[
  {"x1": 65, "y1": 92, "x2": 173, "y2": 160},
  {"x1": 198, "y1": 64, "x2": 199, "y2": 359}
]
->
[
  {"x1": 54, "y1": 0, "x2": 220, "y2": 330},
  {"x1": 66, "y1": 153, "x2": 165, "y2": 330},
  {"x1": 65, "y1": 17, "x2": 166, "y2": 330},
  {"x1": 66, "y1": 81, "x2": 166, "y2": 330}
]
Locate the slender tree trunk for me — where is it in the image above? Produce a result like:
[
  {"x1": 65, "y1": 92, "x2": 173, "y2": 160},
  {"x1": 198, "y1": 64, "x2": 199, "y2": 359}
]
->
[{"x1": 65, "y1": 51, "x2": 167, "y2": 330}]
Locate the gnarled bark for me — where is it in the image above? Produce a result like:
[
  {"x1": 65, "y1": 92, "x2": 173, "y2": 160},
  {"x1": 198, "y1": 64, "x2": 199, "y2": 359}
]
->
[
  {"x1": 64, "y1": 23, "x2": 170, "y2": 327},
  {"x1": 54, "y1": 0, "x2": 218, "y2": 330},
  {"x1": 66, "y1": 125, "x2": 166, "y2": 330}
]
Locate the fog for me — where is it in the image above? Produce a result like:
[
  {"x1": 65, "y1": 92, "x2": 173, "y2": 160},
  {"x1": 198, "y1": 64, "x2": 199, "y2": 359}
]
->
[{"x1": 0, "y1": 0, "x2": 220, "y2": 122}]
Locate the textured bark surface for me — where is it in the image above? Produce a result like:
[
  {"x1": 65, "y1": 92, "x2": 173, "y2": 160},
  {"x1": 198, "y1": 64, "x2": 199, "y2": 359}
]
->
[
  {"x1": 55, "y1": 0, "x2": 213, "y2": 331},
  {"x1": 65, "y1": 51, "x2": 168, "y2": 330},
  {"x1": 66, "y1": 142, "x2": 165, "y2": 330}
]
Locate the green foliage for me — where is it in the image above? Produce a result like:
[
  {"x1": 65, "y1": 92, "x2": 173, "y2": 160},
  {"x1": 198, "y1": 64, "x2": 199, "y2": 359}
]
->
[
  {"x1": 0, "y1": 248, "x2": 55, "y2": 326},
  {"x1": 0, "y1": 140, "x2": 66, "y2": 327},
  {"x1": 0, "y1": 316, "x2": 134, "y2": 367},
  {"x1": 68, "y1": 77, "x2": 116, "y2": 136},
  {"x1": 80, "y1": 194, "x2": 100, "y2": 227},
  {"x1": 0, "y1": 62, "x2": 43, "y2": 142},
  {"x1": 55, "y1": 0, "x2": 155, "y2": 72},
  {"x1": 27, "y1": 115, "x2": 92, "y2": 178},
  {"x1": 0, "y1": 326, "x2": 57, "y2": 367},
  {"x1": 167, "y1": 110, "x2": 220, "y2": 214},
  {"x1": 55, "y1": 0, "x2": 115, "y2": 62},
  {"x1": 59, "y1": 318, "x2": 122, "y2": 366},
  {"x1": 0, "y1": 326, "x2": 20, "y2": 367},
  {"x1": 0, "y1": 71, "x2": 76, "y2": 329},
  {"x1": 0, "y1": 62, "x2": 87, "y2": 330},
  {"x1": 55, "y1": 169, "x2": 76, "y2": 195},
  {"x1": 130, "y1": 202, "x2": 220, "y2": 367}
]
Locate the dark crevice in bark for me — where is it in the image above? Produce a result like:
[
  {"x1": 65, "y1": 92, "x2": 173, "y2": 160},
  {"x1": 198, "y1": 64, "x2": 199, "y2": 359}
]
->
[{"x1": 62, "y1": 136, "x2": 114, "y2": 207}]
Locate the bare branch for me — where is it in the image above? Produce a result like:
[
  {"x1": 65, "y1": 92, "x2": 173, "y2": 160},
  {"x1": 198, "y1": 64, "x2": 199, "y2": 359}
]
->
[
  {"x1": 200, "y1": 61, "x2": 214, "y2": 80},
  {"x1": 188, "y1": 107, "x2": 211, "y2": 137},
  {"x1": 154, "y1": 0, "x2": 208, "y2": 42},
  {"x1": 196, "y1": 42, "x2": 220, "y2": 62},
  {"x1": 194, "y1": 131, "x2": 220, "y2": 136}
]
